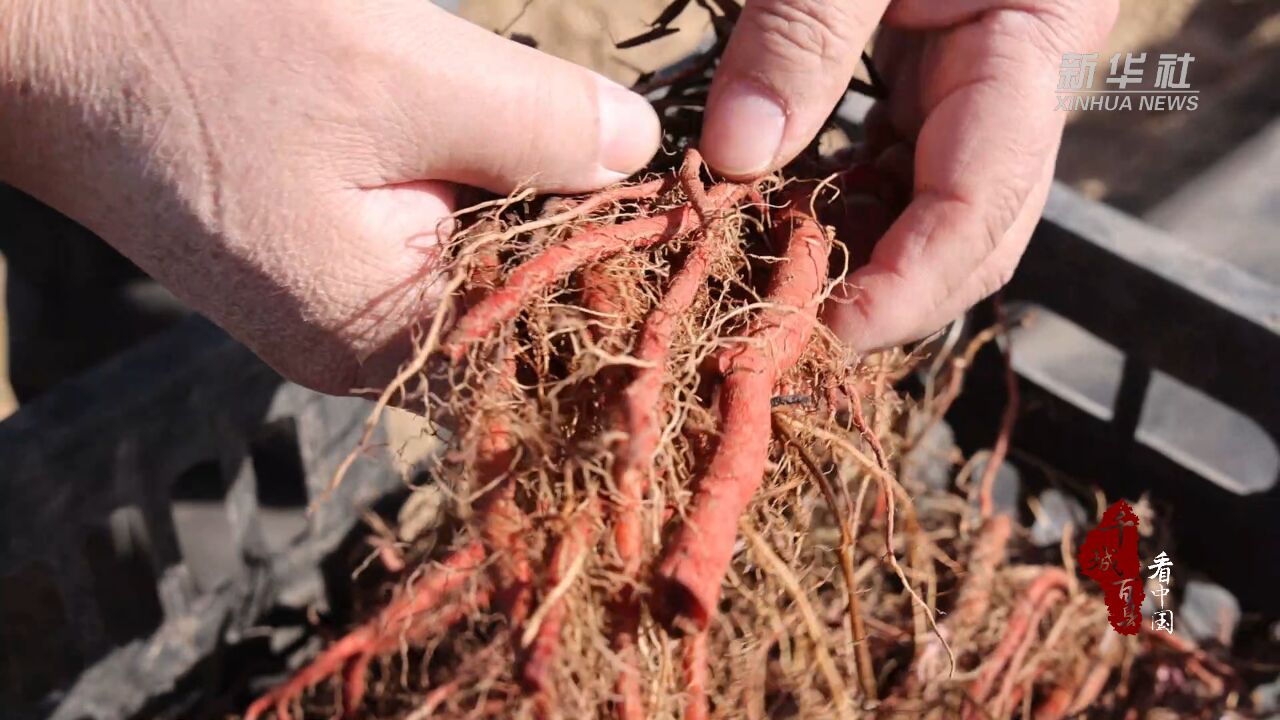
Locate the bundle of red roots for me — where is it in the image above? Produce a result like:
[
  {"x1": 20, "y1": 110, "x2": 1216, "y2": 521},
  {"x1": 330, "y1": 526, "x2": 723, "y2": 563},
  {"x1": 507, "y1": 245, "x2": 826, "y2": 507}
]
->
[
  {"x1": 246, "y1": 143, "x2": 916, "y2": 717},
  {"x1": 242, "y1": 143, "x2": 1235, "y2": 718},
  {"x1": 243, "y1": 6, "x2": 1240, "y2": 718}
]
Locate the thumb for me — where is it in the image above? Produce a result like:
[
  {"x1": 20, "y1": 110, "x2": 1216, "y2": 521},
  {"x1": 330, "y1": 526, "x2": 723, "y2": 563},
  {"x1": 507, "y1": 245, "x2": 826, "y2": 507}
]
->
[
  {"x1": 386, "y1": 8, "x2": 661, "y2": 194},
  {"x1": 701, "y1": 0, "x2": 889, "y2": 178}
]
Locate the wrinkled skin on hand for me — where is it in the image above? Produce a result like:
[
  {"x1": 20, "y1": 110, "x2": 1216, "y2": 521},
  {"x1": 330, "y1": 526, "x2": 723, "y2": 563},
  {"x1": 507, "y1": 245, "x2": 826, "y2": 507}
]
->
[
  {"x1": 0, "y1": 0, "x2": 659, "y2": 393},
  {"x1": 700, "y1": 0, "x2": 1117, "y2": 350}
]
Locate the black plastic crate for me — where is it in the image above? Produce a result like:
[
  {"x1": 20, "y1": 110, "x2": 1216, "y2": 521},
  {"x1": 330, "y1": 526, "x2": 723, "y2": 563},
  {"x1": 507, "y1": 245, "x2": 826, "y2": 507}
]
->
[
  {"x1": 952, "y1": 184, "x2": 1279, "y2": 612},
  {"x1": 0, "y1": 316, "x2": 400, "y2": 719}
]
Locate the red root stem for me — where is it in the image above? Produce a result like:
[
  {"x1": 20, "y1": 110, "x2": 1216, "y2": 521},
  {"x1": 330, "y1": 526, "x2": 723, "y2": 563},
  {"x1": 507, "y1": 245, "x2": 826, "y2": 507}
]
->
[
  {"x1": 472, "y1": 366, "x2": 535, "y2": 622},
  {"x1": 245, "y1": 542, "x2": 489, "y2": 720},
  {"x1": 518, "y1": 178, "x2": 672, "y2": 237},
  {"x1": 599, "y1": 149, "x2": 730, "y2": 720},
  {"x1": 521, "y1": 505, "x2": 598, "y2": 702},
  {"x1": 249, "y1": 355, "x2": 528, "y2": 719},
  {"x1": 473, "y1": 429, "x2": 537, "y2": 717},
  {"x1": 446, "y1": 183, "x2": 751, "y2": 362},
  {"x1": 978, "y1": 316, "x2": 1019, "y2": 519},
  {"x1": 956, "y1": 516, "x2": 1014, "y2": 625},
  {"x1": 615, "y1": 150, "x2": 727, "y2": 576},
  {"x1": 682, "y1": 629, "x2": 711, "y2": 720},
  {"x1": 964, "y1": 567, "x2": 1068, "y2": 718},
  {"x1": 655, "y1": 191, "x2": 832, "y2": 631},
  {"x1": 1033, "y1": 656, "x2": 1089, "y2": 720}
]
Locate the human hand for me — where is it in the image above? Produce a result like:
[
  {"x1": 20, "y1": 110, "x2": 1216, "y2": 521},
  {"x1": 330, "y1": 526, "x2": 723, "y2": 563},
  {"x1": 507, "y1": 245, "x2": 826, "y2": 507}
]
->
[
  {"x1": 0, "y1": 0, "x2": 659, "y2": 393},
  {"x1": 701, "y1": 0, "x2": 1117, "y2": 350}
]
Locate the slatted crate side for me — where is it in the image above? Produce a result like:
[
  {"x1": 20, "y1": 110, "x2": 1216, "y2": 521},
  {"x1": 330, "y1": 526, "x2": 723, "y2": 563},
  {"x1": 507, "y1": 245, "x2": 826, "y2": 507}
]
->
[{"x1": 0, "y1": 316, "x2": 400, "y2": 720}]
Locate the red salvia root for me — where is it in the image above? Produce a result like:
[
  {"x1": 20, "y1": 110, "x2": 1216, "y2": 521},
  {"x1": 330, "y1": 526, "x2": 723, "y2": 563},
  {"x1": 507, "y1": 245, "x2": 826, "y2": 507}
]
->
[
  {"x1": 964, "y1": 567, "x2": 1069, "y2": 719},
  {"x1": 599, "y1": 150, "x2": 737, "y2": 720},
  {"x1": 682, "y1": 628, "x2": 712, "y2": 720},
  {"x1": 1033, "y1": 652, "x2": 1093, "y2": 720},
  {"x1": 244, "y1": 542, "x2": 488, "y2": 720},
  {"x1": 249, "y1": 350, "x2": 528, "y2": 720},
  {"x1": 520, "y1": 503, "x2": 599, "y2": 715},
  {"x1": 498, "y1": 177, "x2": 674, "y2": 243},
  {"x1": 248, "y1": 133, "x2": 1184, "y2": 720},
  {"x1": 895, "y1": 514, "x2": 1012, "y2": 703},
  {"x1": 470, "y1": 350, "x2": 536, "y2": 626},
  {"x1": 613, "y1": 153, "x2": 726, "y2": 579},
  {"x1": 956, "y1": 515, "x2": 1015, "y2": 624},
  {"x1": 655, "y1": 190, "x2": 833, "y2": 630},
  {"x1": 246, "y1": 151, "x2": 762, "y2": 720},
  {"x1": 445, "y1": 182, "x2": 751, "y2": 362}
]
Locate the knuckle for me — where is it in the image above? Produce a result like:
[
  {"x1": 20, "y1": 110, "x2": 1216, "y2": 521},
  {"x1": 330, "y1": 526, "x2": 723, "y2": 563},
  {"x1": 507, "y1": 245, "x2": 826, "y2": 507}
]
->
[
  {"x1": 747, "y1": 0, "x2": 855, "y2": 68},
  {"x1": 1026, "y1": 14, "x2": 1072, "y2": 57},
  {"x1": 982, "y1": 180, "x2": 1025, "y2": 256},
  {"x1": 984, "y1": 6, "x2": 1073, "y2": 63},
  {"x1": 994, "y1": 0, "x2": 1116, "y2": 61}
]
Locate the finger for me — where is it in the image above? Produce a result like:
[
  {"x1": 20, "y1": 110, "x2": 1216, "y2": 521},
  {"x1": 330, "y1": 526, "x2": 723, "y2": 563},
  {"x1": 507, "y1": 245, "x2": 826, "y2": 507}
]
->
[
  {"x1": 377, "y1": 5, "x2": 661, "y2": 194},
  {"x1": 700, "y1": 0, "x2": 890, "y2": 179},
  {"x1": 823, "y1": 7, "x2": 1088, "y2": 351},
  {"x1": 887, "y1": 0, "x2": 1119, "y2": 42},
  {"x1": 341, "y1": 179, "x2": 458, "y2": 389},
  {"x1": 946, "y1": 157, "x2": 1054, "y2": 315},
  {"x1": 863, "y1": 33, "x2": 926, "y2": 141},
  {"x1": 826, "y1": 150, "x2": 1055, "y2": 352}
]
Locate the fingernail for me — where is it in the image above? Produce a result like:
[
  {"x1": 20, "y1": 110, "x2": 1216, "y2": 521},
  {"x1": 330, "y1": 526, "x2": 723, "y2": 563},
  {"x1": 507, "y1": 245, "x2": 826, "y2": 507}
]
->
[
  {"x1": 702, "y1": 81, "x2": 786, "y2": 178},
  {"x1": 595, "y1": 75, "x2": 661, "y2": 179}
]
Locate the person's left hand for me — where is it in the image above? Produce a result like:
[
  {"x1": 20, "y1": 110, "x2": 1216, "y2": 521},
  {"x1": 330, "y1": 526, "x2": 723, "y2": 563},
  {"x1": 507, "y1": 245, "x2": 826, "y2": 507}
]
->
[{"x1": 699, "y1": 0, "x2": 1117, "y2": 350}]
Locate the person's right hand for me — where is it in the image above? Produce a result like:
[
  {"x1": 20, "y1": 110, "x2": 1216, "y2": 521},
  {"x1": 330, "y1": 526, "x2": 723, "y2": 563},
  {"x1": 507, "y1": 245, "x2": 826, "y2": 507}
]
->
[
  {"x1": 699, "y1": 0, "x2": 1116, "y2": 352},
  {"x1": 0, "y1": 0, "x2": 660, "y2": 393}
]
